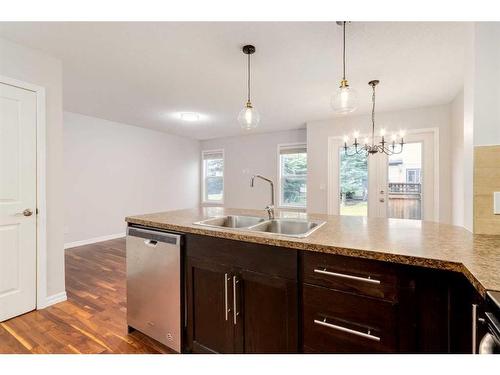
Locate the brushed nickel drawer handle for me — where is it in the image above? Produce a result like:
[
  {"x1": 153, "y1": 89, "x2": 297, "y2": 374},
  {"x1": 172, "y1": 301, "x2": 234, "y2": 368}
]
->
[
  {"x1": 314, "y1": 318, "x2": 381, "y2": 342},
  {"x1": 313, "y1": 268, "x2": 381, "y2": 285},
  {"x1": 224, "y1": 273, "x2": 229, "y2": 321},
  {"x1": 233, "y1": 276, "x2": 239, "y2": 325}
]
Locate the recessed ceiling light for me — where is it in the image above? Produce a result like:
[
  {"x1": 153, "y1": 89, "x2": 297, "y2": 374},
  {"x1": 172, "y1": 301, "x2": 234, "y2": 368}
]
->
[{"x1": 180, "y1": 112, "x2": 200, "y2": 122}]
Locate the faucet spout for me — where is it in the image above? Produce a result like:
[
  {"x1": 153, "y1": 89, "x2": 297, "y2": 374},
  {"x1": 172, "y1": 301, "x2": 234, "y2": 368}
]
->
[{"x1": 250, "y1": 174, "x2": 275, "y2": 219}]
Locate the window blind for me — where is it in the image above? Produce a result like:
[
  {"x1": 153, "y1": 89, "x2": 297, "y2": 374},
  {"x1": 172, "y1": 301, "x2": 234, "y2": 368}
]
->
[
  {"x1": 203, "y1": 150, "x2": 223, "y2": 160},
  {"x1": 279, "y1": 144, "x2": 306, "y2": 155}
]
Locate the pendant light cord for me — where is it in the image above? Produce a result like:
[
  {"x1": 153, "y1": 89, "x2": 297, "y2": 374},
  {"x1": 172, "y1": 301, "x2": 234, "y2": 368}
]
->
[
  {"x1": 342, "y1": 21, "x2": 346, "y2": 81},
  {"x1": 371, "y1": 83, "x2": 376, "y2": 145},
  {"x1": 247, "y1": 52, "x2": 251, "y2": 103}
]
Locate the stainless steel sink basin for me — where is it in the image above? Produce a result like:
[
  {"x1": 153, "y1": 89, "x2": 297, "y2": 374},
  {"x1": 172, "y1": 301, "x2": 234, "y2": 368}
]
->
[
  {"x1": 194, "y1": 215, "x2": 266, "y2": 228},
  {"x1": 194, "y1": 215, "x2": 326, "y2": 238},
  {"x1": 248, "y1": 219, "x2": 325, "y2": 238}
]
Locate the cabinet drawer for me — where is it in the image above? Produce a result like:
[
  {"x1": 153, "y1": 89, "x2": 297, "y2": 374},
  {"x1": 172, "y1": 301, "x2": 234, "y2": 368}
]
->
[
  {"x1": 301, "y1": 252, "x2": 398, "y2": 301},
  {"x1": 186, "y1": 234, "x2": 297, "y2": 279},
  {"x1": 302, "y1": 284, "x2": 398, "y2": 353}
]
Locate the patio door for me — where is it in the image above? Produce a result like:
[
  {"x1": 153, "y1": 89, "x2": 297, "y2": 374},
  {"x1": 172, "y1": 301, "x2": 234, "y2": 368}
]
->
[{"x1": 331, "y1": 131, "x2": 436, "y2": 221}]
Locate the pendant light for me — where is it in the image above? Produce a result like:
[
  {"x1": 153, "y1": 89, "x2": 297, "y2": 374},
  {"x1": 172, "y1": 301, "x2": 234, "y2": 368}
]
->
[
  {"x1": 238, "y1": 44, "x2": 260, "y2": 130},
  {"x1": 331, "y1": 21, "x2": 358, "y2": 114}
]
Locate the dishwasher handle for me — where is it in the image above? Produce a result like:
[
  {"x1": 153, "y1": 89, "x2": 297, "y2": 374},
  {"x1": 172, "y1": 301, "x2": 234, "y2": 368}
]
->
[{"x1": 127, "y1": 226, "x2": 181, "y2": 245}]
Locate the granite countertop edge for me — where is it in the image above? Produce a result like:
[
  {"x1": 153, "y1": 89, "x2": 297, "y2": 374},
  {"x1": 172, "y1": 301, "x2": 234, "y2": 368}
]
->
[{"x1": 125, "y1": 210, "x2": 498, "y2": 297}]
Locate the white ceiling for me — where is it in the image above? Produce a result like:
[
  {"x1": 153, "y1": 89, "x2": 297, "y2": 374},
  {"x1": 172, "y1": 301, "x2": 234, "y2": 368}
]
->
[{"x1": 0, "y1": 22, "x2": 466, "y2": 140}]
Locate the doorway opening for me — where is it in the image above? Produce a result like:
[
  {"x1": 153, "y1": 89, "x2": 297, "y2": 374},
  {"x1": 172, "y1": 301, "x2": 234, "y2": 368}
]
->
[{"x1": 329, "y1": 129, "x2": 438, "y2": 221}]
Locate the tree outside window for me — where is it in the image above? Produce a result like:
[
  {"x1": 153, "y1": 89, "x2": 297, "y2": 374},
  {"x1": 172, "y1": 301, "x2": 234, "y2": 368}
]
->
[
  {"x1": 279, "y1": 146, "x2": 307, "y2": 208},
  {"x1": 203, "y1": 151, "x2": 224, "y2": 202}
]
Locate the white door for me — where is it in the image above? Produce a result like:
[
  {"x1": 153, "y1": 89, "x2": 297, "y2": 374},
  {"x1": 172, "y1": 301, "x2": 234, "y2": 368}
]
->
[
  {"x1": 332, "y1": 130, "x2": 436, "y2": 221},
  {"x1": 0, "y1": 82, "x2": 37, "y2": 322}
]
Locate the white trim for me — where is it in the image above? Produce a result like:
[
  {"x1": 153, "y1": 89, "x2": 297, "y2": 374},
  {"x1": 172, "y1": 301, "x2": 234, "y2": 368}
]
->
[
  {"x1": 474, "y1": 143, "x2": 500, "y2": 147},
  {"x1": 327, "y1": 128, "x2": 440, "y2": 221},
  {"x1": 201, "y1": 148, "x2": 225, "y2": 205},
  {"x1": 64, "y1": 233, "x2": 126, "y2": 249},
  {"x1": 277, "y1": 142, "x2": 308, "y2": 210},
  {"x1": 37, "y1": 291, "x2": 67, "y2": 309},
  {"x1": 0, "y1": 75, "x2": 50, "y2": 311}
]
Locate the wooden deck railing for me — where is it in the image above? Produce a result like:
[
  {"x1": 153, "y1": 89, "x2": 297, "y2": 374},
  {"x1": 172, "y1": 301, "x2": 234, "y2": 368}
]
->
[{"x1": 388, "y1": 182, "x2": 421, "y2": 194}]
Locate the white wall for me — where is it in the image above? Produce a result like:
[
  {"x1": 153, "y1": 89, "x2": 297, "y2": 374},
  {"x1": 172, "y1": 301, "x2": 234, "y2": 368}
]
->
[
  {"x1": 200, "y1": 129, "x2": 306, "y2": 210},
  {"x1": 450, "y1": 90, "x2": 465, "y2": 227},
  {"x1": 0, "y1": 37, "x2": 65, "y2": 299},
  {"x1": 307, "y1": 104, "x2": 452, "y2": 223},
  {"x1": 463, "y1": 23, "x2": 475, "y2": 232},
  {"x1": 473, "y1": 22, "x2": 500, "y2": 146},
  {"x1": 64, "y1": 112, "x2": 200, "y2": 244},
  {"x1": 460, "y1": 22, "x2": 500, "y2": 232}
]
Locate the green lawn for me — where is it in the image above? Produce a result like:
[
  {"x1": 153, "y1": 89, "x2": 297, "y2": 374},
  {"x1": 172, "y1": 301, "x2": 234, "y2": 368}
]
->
[{"x1": 340, "y1": 201, "x2": 367, "y2": 216}]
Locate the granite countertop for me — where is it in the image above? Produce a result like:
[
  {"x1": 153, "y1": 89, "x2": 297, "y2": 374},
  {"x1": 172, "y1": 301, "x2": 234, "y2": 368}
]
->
[{"x1": 125, "y1": 207, "x2": 500, "y2": 296}]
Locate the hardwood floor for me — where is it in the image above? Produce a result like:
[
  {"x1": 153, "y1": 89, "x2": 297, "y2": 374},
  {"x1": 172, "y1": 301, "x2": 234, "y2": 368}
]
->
[{"x1": 0, "y1": 238, "x2": 173, "y2": 354}]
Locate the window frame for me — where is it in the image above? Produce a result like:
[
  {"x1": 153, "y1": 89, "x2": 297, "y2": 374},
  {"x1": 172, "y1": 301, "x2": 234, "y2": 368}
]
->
[
  {"x1": 201, "y1": 149, "x2": 225, "y2": 205},
  {"x1": 277, "y1": 143, "x2": 307, "y2": 210}
]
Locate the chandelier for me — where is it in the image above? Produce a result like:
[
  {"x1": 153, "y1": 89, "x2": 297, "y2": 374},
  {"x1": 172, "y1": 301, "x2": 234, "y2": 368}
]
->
[{"x1": 343, "y1": 80, "x2": 405, "y2": 156}]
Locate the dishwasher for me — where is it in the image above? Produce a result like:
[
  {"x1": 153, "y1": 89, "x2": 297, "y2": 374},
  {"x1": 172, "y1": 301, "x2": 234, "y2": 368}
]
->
[{"x1": 126, "y1": 225, "x2": 183, "y2": 353}]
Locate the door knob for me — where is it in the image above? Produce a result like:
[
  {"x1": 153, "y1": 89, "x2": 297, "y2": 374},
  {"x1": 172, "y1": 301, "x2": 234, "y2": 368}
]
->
[
  {"x1": 379, "y1": 198, "x2": 385, "y2": 203},
  {"x1": 22, "y1": 209, "x2": 33, "y2": 217}
]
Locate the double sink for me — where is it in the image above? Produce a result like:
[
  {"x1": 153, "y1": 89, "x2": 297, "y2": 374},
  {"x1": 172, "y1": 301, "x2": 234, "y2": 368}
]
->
[{"x1": 194, "y1": 215, "x2": 325, "y2": 238}]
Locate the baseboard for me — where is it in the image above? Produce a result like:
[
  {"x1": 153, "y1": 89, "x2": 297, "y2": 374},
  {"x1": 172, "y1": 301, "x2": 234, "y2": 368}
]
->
[
  {"x1": 37, "y1": 291, "x2": 67, "y2": 309},
  {"x1": 64, "y1": 232, "x2": 126, "y2": 249}
]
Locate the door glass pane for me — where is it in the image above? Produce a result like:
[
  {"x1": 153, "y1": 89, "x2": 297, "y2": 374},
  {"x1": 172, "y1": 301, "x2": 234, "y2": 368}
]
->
[
  {"x1": 339, "y1": 147, "x2": 368, "y2": 216},
  {"x1": 387, "y1": 142, "x2": 422, "y2": 220}
]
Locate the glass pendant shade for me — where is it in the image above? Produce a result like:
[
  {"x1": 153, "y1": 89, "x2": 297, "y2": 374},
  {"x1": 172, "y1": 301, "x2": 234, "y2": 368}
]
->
[
  {"x1": 331, "y1": 84, "x2": 358, "y2": 114},
  {"x1": 238, "y1": 103, "x2": 260, "y2": 130}
]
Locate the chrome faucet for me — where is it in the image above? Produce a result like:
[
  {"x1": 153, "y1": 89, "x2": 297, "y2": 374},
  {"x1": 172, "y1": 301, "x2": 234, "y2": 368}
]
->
[{"x1": 250, "y1": 174, "x2": 275, "y2": 220}]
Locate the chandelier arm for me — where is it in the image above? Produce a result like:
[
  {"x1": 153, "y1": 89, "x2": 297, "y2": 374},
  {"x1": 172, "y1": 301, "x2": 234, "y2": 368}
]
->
[
  {"x1": 344, "y1": 147, "x2": 357, "y2": 157},
  {"x1": 381, "y1": 143, "x2": 403, "y2": 155}
]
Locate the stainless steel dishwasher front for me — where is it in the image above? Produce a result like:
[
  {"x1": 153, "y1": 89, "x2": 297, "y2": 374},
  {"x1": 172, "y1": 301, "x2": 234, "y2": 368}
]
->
[{"x1": 126, "y1": 226, "x2": 182, "y2": 352}]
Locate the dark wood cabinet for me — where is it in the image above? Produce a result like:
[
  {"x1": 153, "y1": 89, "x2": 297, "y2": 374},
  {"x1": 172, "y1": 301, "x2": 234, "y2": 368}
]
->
[
  {"x1": 300, "y1": 252, "x2": 416, "y2": 353},
  {"x1": 185, "y1": 256, "x2": 235, "y2": 353},
  {"x1": 182, "y1": 232, "x2": 485, "y2": 354},
  {"x1": 235, "y1": 269, "x2": 297, "y2": 353},
  {"x1": 303, "y1": 284, "x2": 399, "y2": 353},
  {"x1": 302, "y1": 252, "x2": 399, "y2": 301},
  {"x1": 184, "y1": 234, "x2": 298, "y2": 354}
]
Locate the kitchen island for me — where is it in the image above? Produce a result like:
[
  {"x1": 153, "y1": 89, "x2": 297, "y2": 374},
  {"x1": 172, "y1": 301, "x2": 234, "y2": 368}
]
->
[{"x1": 125, "y1": 207, "x2": 500, "y2": 354}]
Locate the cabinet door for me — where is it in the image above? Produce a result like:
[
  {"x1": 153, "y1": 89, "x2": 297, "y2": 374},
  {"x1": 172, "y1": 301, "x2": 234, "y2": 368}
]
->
[
  {"x1": 185, "y1": 257, "x2": 235, "y2": 353},
  {"x1": 233, "y1": 269, "x2": 298, "y2": 353}
]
